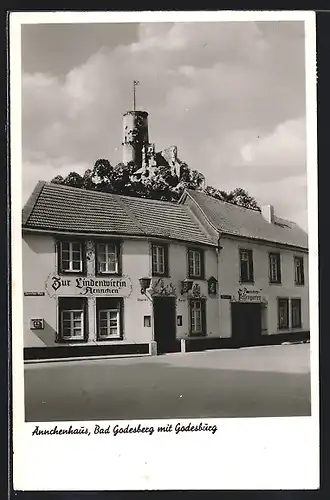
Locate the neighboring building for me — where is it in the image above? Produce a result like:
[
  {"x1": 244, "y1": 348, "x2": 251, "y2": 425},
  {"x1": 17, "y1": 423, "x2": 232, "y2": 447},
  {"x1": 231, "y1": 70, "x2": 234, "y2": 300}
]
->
[
  {"x1": 22, "y1": 182, "x2": 309, "y2": 360},
  {"x1": 180, "y1": 189, "x2": 309, "y2": 345}
]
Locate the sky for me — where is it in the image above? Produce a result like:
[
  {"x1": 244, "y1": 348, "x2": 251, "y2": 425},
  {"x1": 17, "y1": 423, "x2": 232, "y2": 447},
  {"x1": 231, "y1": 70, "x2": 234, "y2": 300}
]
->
[{"x1": 21, "y1": 20, "x2": 308, "y2": 230}]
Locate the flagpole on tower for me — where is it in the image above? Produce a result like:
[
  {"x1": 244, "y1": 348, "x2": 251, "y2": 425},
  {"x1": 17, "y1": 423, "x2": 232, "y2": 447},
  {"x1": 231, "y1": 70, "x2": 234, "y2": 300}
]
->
[{"x1": 133, "y1": 80, "x2": 139, "y2": 112}]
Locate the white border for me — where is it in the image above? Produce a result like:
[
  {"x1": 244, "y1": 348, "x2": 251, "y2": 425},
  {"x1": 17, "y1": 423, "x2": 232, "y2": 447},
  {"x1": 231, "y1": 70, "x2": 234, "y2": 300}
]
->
[{"x1": 11, "y1": 11, "x2": 319, "y2": 490}]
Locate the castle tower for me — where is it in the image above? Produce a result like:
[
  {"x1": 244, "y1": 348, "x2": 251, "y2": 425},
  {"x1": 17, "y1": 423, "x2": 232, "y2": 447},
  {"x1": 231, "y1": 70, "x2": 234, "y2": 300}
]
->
[{"x1": 122, "y1": 110, "x2": 150, "y2": 169}]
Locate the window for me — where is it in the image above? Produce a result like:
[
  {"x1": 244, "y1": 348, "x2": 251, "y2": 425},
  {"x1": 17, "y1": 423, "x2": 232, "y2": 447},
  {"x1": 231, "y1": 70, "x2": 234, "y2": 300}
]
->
[
  {"x1": 189, "y1": 299, "x2": 206, "y2": 336},
  {"x1": 96, "y1": 298, "x2": 122, "y2": 340},
  {"x1": 96, "y1": 242, "x2": 119, "y2": 275},
  {"x1": 269, "y1": 252, "x2": 281, "y2": 283},
  {"x1": 294, "y1": 256, "x2": 305, "y2": 285},
  {"x1": 188, "y1": 248, "x2": 204, "y2": 278},
  {"x1": 58, "y1": 297, "x2": 87, "y2": 341},
  {"x1": 291, "y1": 299, "x2": 302, "y2": 328},
  {"x1": 278, "y1": 298, "x2": 289, "y2": 330},
  {"x1": 59, "y1": 241, "x2": 84, "y2": 273},
  {"x1": 239, "y1": 249, "x2": 254, "y2": 283},
  {"x1": 152, "y1": 244, "x2": 168, "y2": 276}
]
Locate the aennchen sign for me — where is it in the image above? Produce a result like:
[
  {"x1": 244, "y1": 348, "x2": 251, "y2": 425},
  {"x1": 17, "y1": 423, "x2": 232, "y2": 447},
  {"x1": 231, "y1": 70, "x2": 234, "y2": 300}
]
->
[{"x1": 45, "y1": 273, "x2": 133, "y2": 298}]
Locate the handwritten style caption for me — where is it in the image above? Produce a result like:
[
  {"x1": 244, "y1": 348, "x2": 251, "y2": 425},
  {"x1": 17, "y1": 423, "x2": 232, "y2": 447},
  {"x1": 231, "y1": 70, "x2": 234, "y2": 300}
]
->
[{"x1": 32, "y1": 422, "x2": 218, "y2": 437}]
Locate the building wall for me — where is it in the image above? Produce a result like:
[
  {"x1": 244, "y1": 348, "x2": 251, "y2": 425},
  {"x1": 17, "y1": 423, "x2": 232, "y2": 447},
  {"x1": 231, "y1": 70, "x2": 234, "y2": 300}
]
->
[
  {"x1": 149, "y1": 242, "x2": 219, "y2": 340},
  {"x1": 23, "y1": 233, "x2": 219, "y2": 349},
  {"x1": 218, "y1": 236, "x2": 309, "y2": 337}
]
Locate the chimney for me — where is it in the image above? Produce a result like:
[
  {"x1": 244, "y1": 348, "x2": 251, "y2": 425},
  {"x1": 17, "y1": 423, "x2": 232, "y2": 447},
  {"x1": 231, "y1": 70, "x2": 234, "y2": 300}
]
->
[{"x1": 261, "y1": 204, "x2": 275, "y2": 224}]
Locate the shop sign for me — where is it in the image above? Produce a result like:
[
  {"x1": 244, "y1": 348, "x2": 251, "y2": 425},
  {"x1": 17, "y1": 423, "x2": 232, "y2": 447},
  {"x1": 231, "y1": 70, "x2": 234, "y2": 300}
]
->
[
  {"x1": 235, "y1": 287, "x2": 262, "y2": 303},
  {"x1": 45, "y1": 273, "x2": 133, "y2": 298}
]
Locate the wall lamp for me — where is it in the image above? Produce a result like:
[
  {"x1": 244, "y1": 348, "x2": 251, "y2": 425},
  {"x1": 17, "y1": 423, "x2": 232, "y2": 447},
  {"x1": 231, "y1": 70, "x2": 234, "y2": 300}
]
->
[
  {"x1": 139, "y1": 277, "x2": 152, "y2": 295},
  {"x1": 180, "y1": 279, "x2": 194, "y2": 295}
]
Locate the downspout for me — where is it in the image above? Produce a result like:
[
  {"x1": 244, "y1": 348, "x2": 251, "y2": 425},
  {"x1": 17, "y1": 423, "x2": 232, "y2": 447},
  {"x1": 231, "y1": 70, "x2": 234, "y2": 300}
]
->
[{"x1": 216, "y1": 234, "x2": 222, "y2": 336}]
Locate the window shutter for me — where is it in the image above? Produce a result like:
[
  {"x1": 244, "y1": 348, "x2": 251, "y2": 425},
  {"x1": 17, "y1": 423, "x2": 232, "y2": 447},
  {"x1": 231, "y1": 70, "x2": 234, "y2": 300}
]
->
[
  {"x1": 277, "y1": 254, "x2": 281, "y2": 283},
  {"x1": 248, "y1": 250, "x2": 254, "y2": 281},
  {"x1": 56, "y1": 240, "x2": 62, "y2": 274},
  {"x1": 117, "y1": 241, "x2": 122, "y2": 275},
  {"x1": 119, "y1": 298, "x2": 124, "y2": 338},
  {"x1": 201, "y1": 300, "x2": 207, "y2": 335},
  {"x1": 301, "y1": 258, "x2": 305, "y2": 285},
  {"x1": 83, "y1": 297, "x2": 89, "y2": 342},
  {"x1": 200, "y1": 250, "x2": 205, "y2": 279},
  {"x1": 164, "y1": 245, "x2": 169, "y2": 276},
  {"x1": 81, "y1": 241, "x2": 87, "y2": 275}
]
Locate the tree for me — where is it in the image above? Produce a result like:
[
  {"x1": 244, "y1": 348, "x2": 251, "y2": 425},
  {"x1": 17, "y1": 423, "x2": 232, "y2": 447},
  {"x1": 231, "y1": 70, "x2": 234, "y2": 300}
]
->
[{"x1": 51, "y1": 158, "x2": 260, "y2": 210}]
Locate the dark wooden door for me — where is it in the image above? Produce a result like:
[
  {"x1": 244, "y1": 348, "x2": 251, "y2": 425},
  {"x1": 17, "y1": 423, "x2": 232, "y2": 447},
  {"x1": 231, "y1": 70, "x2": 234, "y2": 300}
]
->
[
  {"x1": 153, "y1": 297, "x2": 177, "y2": 354},
  {"x1": 231, "y1": 303, "x2": 262, "y2": 345}
]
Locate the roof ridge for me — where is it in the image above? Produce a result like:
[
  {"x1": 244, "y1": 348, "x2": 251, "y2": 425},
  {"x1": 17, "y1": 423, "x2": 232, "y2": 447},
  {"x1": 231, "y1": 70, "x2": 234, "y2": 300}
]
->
[{"x1": 44, "y1": 181, "x2": 183, "y2": 208}]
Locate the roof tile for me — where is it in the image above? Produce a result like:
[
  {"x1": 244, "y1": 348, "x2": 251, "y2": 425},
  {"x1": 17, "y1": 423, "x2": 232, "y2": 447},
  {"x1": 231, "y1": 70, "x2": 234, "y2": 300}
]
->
[
  {"x1": 184, "y1": 189, "x2": 308, "y2": 249},
  {"x1": 22, "y1": 182, "x2": 216, "y2": 246}
]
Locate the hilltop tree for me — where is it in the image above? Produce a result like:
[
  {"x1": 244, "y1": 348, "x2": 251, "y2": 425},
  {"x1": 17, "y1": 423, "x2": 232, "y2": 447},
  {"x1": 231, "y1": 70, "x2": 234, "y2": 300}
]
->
[{"x1": 51, "y1": 158, "x2": 260, "y2": 210}]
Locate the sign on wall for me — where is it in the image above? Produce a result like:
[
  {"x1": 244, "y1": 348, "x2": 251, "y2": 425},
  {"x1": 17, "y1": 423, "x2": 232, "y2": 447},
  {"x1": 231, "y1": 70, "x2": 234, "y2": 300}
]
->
[
  {"x1": 234, "y1": 287, "x2": 262, "y2": 303},
  {"x1": 30, "y1": 319, "x2": 44, "y2": 330},
  {"x1": 45, "y1": 273, "x2": 133, "y2": 298}
]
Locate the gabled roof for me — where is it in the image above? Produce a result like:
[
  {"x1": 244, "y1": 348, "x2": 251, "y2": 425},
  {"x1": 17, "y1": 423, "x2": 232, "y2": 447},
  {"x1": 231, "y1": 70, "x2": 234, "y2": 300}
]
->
[
  {"x1": 181, "y1": 189, "x2": 308, "y2": 250},
  {"x1": 22, "y1": 181, "x2": 216, "y2": 247}
]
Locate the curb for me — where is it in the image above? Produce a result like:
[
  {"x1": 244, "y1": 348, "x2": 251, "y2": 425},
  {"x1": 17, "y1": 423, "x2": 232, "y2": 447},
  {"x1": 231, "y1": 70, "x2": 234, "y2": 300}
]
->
[{"x1": 24, "y1": 353, "x2": 151, "y2": 365}]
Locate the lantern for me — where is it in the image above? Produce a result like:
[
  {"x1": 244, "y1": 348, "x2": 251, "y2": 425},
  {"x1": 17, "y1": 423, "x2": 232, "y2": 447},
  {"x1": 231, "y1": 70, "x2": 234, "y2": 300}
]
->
[{"x1": 139, "y1": 277, "x2": 151, "y2": 295}]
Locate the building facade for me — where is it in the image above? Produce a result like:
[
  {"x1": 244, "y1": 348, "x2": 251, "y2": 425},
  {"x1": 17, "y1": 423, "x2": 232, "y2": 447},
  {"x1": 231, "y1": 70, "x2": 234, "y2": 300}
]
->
[
  {"x1": 22, "y1": 181, "x2": 219, "y2": 358},
  {"x1": 180, "y1": 189, "x2": 309, "y2": 346},
  {"x1": 22, "y1": 181, "x2": 309, "y2": 360}
]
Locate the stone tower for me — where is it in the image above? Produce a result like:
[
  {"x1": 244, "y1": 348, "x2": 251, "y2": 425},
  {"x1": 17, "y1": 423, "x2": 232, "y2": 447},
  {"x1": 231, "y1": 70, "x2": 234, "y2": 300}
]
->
[{"x1": 122, "y1": 111, "x2": 150, "y2": 169}]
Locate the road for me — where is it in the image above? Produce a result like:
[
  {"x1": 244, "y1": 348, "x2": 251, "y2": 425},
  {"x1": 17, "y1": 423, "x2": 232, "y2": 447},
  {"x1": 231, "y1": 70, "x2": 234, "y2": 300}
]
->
[{"x1": 24, "y1": 343, "x2": 311, "y2": 421}]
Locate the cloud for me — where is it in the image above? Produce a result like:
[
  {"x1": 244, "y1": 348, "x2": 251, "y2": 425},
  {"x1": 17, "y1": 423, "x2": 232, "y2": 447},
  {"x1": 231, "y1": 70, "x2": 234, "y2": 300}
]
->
[{"x1": 21, "y1": 21, "x2": 307, "y2": 229}]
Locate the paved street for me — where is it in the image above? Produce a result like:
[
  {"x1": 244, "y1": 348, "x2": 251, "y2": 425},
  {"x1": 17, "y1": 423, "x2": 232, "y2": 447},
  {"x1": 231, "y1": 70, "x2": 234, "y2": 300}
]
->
[{"x1": 24, "y1": 344, "x2": 311, "y2": 422}]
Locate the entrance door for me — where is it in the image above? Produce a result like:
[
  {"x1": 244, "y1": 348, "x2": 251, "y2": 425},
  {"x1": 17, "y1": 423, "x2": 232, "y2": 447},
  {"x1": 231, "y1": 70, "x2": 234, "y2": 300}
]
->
[
  {"x1": 153, "y1": 297, "x2": 177, "y2": 354},
  {"x1": 231, "y1": 303, "x2": 262, "y2": 346}
]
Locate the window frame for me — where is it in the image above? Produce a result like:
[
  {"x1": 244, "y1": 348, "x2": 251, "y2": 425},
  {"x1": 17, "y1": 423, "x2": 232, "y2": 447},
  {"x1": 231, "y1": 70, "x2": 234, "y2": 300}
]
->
[
  {"x1": 95, "y1": 240, "x2": 121, "y2": 276},
  {"x1": 291, "y1": 298, "x2": 302, "y2": 328},
  {"x1": 58, "y1": 297, "x2": 88, "y2": 342},
  {"x1": 294, "y1": 256, "x2": 305, "y2": 286},
  {"x1": 187, "y1": 247, "x2": 205, "y2": 279},
  {"x1": 57, "y1": 240, "x2": 86, "y2": 275},
  {"x1": 96, "y1": 298, "x2": 123, "y2": 341},
  {"x1": 277, "y1": 297, "x2": 289, "y2": 330},
  {"x1": 239, "y1": 248, "x2": 254, "y2": 283},
  {"x1": 189, "y1": 299, "x2": 206, "y2": 336},
  {"x1": 151, "y1": 243, "x2": 169, "y2": 277},
  {"x1": 269, "y1": 252, "x2": 281, "y2": 284}
]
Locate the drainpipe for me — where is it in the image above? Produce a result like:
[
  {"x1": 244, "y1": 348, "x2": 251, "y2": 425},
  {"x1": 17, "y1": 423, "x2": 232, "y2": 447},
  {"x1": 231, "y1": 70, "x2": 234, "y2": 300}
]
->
[{"x1": 216, "y1": 235, "x2": 222, "y2": 332}]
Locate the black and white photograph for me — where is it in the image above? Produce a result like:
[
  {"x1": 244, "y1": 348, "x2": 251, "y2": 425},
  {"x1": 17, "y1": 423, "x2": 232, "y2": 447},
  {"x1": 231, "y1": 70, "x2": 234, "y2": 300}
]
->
[{"x1": 11, "y1": 10, "x2": 319, "y2": 491}]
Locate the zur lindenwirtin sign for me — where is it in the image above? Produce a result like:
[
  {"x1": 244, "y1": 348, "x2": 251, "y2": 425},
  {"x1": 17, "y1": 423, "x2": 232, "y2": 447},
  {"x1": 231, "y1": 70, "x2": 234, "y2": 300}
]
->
[{"x1": 45, "y1": 273, "x2": 133, "y2": 298}]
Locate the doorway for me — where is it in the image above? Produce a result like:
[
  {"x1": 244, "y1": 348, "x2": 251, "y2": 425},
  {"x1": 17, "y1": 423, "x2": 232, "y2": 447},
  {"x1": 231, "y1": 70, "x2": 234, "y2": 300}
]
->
[
  {"x1": 231, "y1": 302, "x2": 262, "y2": 346},
  {"x1": 153, "y1": 297, "x2": 177, "y2": 354}
]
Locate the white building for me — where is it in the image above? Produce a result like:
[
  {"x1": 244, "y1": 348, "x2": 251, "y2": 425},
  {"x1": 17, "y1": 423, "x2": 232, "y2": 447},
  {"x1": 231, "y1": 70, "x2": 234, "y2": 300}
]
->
[{"x1": 22, "y1": 182, "x2": 309, "y2": 360}]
